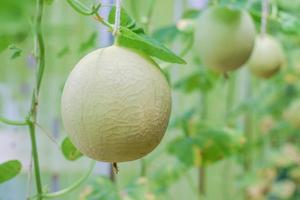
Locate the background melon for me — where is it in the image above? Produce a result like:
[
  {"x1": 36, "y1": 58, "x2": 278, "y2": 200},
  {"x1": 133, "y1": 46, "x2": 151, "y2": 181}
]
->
[
  {"x1": 195, "y1": 6, "x2": 256, "y2": 73},
  {"x1": 284, "y1": 100, "x2": 300, "y2": 128},
  {"x1": 247, "y1": 35, "x2": 285, "y2": 79}
]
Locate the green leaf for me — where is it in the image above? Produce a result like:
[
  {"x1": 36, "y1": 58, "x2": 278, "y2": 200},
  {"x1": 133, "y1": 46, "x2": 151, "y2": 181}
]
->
[
  {"x1": 117, "y1": 27, "x2": 186, "y2": 64},
  {"x1": 108, "y1": 6, "x2": 186, "y2": 64},
  {"x1": 108, "y1": 6, "x2": 144, "y2": 34},
  {"x1": 61, "y1": 137, "x2": 83, "y2": 161},
  {"x1": 181, "y1": 9, "x2": 201, "y2": 19},
  {"x1": 168, "y1": 137, "x2": 196, "y2": 166},
  {"x1": 9, "y1": 44, "x2": 22, "y2": 59},
  {"x1": 168, "y1": 124, "x2": 245, "y2": 166},
  {"x1": 174, "y1": 69, "x2": 218, "y2": 93},
  {"x1": 0, "y1": 160, "x2": 22, "y2": 184}
]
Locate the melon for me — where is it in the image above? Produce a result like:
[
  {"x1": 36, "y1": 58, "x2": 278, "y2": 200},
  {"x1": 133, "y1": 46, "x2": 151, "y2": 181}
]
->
[
  {"x1": 61, "y1": 45, "x2": 172, "y2": 162},
  {"x1": 284, "y1": 100, "x2": 300, "y2": 128},
  {"x1": 195, "y1": 6, "x2": 256, "y2": 72},
  {"x1": 247, "y1": 35, "x2": 284, "y2": 78}
]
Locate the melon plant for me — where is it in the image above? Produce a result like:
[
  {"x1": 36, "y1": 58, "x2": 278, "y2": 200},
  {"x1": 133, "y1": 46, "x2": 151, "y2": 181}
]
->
[
  {"x1": 195, "y1": 6, "x2": 256, "y2": 73},
  {"x1": 247, "y1": 35, "x2": 285, "y2": 79},
  {"x1": 61, "y1": 45, "x2": 172, "y2": 162}
]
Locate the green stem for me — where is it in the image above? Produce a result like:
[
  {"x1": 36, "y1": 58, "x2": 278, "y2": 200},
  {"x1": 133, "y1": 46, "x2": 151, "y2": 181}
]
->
[
  {"x1": 0, "y1": 117, "x2": 27, "y2": 126},
  {"x1": 243, "y1": 85, "x2": 253, "y2": 171},
  {"x1": 199, "y1": 92, "x2": 207, "y2": 197},
  {"x1": 27, "y1": 0, "x2": 46, "y2": 199},
  {"x1": 199, "y1": 166, "x2": 205, "y2": 198},
  {"x1": 42, "y1": 161, "x2": 96, "y2": 198},
  {"x1": 94, "y1": 13, "x2": 114, "y2": 30},
  {"x1": 66, "y1": 0, "x2": 95, "y2": 16},
  {"x1": 185, "y1": 172, "x2": 199, "y2": 198},
  {"x1": 225, "y1": 75, "x2": 236, "y2": 120},
  {"x1": 140, "y1": 159, "x2": 146, "y2": 176},
  {"x1": 65, "y1": 0, "x2": 113, "y2": 31},
  {"x1": 28, "y1": 121, "x2": 43, "y2": 200},
  {"x1": 35, "y1": 0, "x2": 46, "y2": 94},
  {"x1": 222, "y1": 75, "x2": 236, "y2": 200}
]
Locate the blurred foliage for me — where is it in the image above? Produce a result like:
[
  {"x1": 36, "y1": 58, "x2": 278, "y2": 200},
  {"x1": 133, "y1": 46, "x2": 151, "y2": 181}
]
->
[
  {"x1": 0, "y1": 0, "x2": 33, "y2": 51},
  {"x1": 239, "y1": 144, "x2": 300, "y2": 200},
  {"x1": 168, "y1": 120, "x2": 245, "y2": 166},
  {"x1": 2, "y1": 0, "x2": 300, "y2": 199},
  {"x1": 79, "y1": 163, "x2": 188, "y2": 200}
]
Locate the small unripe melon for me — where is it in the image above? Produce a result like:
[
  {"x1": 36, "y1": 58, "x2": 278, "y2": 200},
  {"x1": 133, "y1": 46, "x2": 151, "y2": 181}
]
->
[
  {"x1": 247, "y1": 35, "x2": 284, "y2": 78},
  {"x1": 284, "y1": 100, "x2": 300, "y2": 128},
  {"x1": 61, "y1": 45, "x2": 172, "y2": 162},
  {"x1": 289, "y1": 49, "x2": 300, "y2": 75},
  {"x1": 195, "y1": 6, "x2": 256, "y2": 72}
]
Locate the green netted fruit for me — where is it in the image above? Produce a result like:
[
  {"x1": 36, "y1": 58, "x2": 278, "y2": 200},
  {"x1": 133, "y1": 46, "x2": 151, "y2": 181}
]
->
[{"x1": 61, "y1": 45, "x2": 172, "y2": 162}]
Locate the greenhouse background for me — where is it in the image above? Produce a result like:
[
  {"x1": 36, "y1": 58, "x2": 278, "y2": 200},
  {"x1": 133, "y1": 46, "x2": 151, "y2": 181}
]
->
[{"x1": 1, "y1": 0, "x2": 300, "y2": 199}]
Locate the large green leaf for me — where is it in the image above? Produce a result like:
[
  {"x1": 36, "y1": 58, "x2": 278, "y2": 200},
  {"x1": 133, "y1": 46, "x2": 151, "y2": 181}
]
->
[
  {"x1": 117, "y1": 27, "x2": 186, "y2": 64},
  {"x1": 0, "y1": 160, "x2": 22, "y2": 184},
  {"x1": 108, "y1": 7, "x2": 186, "y2": 64},
  {"x1": 61, "y1": 137, "x2": 83, "y2": 161}
]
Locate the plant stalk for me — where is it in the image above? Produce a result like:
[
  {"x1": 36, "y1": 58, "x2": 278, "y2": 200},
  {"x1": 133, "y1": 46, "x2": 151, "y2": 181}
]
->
[
  {"x1": 199, "y1": 91, "x2": 208, "y2": 197},
  {"x1": 28, "y1": 121, "x2": 43, "y2": 199},
  {"x1": 113, "y1": 0, "x2": 122, "y2": 35},
  {"x1": 260, "y1": 0, "x2": 269, "y2": 36},
  {"x1": 223, "y1": 75, "x2": 236, "y2": 200},
  {"x1": 140, "y1": 159, "x2": 146, "y2": 176},
  {"x1": 27, "y1": 0, "x2": 46, "y2": 199},
  {"x1": 0, "y1": 117, "x2": 27, "y2": 126}
]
